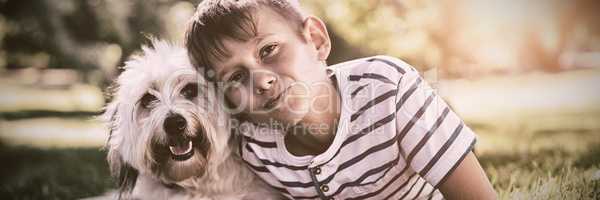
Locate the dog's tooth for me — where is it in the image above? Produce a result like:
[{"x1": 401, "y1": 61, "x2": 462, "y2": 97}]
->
[
  {"x1": 169, "y1": 140, "x2": 193, "y2": 155},
  {"x1": 168, "y1": 146, "x2": 178, "y2": 155},
  {"x1": 185, "y1": 140, "x2": 193, "y2": 154}
]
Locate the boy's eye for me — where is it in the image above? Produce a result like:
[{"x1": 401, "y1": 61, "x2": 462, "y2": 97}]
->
[
  {"x1": 229, "y1": 71, "x2": 247, "y2": 83},
  {"x1": 140, "y1": 93, "x2": 157, "y2": 109},
  {"x1": 259, "y1": 44, "x2": 278, "y2": 59},
  {"x1": 181, "y1": 83, "x2": 198, "y2": 100}
]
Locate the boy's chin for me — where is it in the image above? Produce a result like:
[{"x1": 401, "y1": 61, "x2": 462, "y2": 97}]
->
[
  {"x1": 246, "y1": 111, "x2": 307, "y2": 130},
  {"x1": 275, "y1": 106, "x2": 311, "y2": 125}
]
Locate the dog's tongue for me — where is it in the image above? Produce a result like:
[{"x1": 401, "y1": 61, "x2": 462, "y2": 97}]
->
[{"x1": 169, "y1": 141, "x2": 193, "y2": 156}]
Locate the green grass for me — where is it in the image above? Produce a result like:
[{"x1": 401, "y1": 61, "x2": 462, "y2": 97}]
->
[
  {"x1": 1, "y1": 132, "x2": 598, "y2": 199},
  {"x1": 477, "y1": 129, "x2": 600, "y2": 200},
  {"x1": 0, "y1": 143, "x2": 113, "y2": 200},
  {"x1": 480, "y1": 147, "x2": 600, "y2": 199}
]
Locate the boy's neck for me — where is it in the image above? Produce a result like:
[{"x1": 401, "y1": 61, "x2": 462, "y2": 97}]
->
[{"x1": 284, "y1": 77, "x2": 341, "y2": 156}]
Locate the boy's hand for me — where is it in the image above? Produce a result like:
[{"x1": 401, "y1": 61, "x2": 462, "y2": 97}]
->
[{"x1": 438, "y1": 152, "x2": 497, "y2": 200}]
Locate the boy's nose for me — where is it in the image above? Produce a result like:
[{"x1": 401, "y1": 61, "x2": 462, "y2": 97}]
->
[{"x1": 253, "y1": 72, "x2": 276, "y2": 95}]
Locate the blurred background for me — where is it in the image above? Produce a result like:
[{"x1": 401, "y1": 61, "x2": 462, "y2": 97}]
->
[{"x1": 0, "y1": 0, "x2": 598, "y2": 199}]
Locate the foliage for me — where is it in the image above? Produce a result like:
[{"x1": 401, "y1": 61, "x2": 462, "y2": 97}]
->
[
  {"x1": 0, "y1": 0, "x2": 199, "y2": 85},
  {"x1": 0, "y1": 143, "x2": 112, "y2": 199}
]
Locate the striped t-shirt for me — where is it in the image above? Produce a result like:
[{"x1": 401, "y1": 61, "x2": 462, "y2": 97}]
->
[{"x1": 239, "y1": 55, "x2": 477, "y2": 200}]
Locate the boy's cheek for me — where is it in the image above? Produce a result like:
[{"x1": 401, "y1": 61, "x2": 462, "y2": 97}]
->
[
  {"x1": 225, "y1": 90, "x2": 242, "y2": 107},
  {"x1": 225, "y1": 88, "x2": 256, "y2": 109}
]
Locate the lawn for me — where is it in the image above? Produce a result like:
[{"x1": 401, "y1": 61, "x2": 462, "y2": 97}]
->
[
  {"x1": 478, "y1": 130, "x2": 600, "y2": 199},
  {"x1": 0, "y1": 143, "x2": 112, "y2": 199},
  {"x1": 0, "y1": 128, "x2": 598, "y2": 199}
]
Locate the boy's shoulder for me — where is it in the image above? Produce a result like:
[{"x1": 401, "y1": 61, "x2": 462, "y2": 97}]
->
[{"x1": 328, "y1": 55, "x2": 417, "y2": 84}]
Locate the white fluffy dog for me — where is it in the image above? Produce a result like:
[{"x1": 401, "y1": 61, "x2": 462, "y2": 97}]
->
[{"x1": 101, "y1": 39, "x2": 279, "y2": 200}]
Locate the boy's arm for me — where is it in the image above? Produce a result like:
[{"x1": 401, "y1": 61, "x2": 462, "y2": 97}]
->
[
  {"x1": 437, "y1": 152, "x2": 497, "y2": 200},
  {"x1": 372, "y1": 55, "x2": 496, "y2": 199}
]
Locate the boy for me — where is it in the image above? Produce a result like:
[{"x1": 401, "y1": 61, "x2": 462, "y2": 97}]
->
[{"x1": 185, "y1": 0, "x2": 496, "y2": 199}]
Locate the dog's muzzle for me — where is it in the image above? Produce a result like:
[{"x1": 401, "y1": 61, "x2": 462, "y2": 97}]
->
[{"x1": 163, "y1": 113, "x2": 194, "y2": 161}]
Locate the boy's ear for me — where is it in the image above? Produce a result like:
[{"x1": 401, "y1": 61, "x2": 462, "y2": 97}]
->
[{"x1": 302, "y1": 16, "x2": 331, "y2": 61}]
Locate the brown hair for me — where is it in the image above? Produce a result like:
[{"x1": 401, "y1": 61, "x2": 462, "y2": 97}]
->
[{"x1": 185, "y1": 0, "x2": 305, "y2": 78}]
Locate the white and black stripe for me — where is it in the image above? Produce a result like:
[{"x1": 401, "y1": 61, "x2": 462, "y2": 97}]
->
[{"x1": 240, "y1": 56, "x2": 476, "y2": 199}]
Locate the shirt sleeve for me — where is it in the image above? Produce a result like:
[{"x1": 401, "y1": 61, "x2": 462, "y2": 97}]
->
[
  {"x1": 388, "y1": 57, "x2": 477, "y2": 188},
  {"x1": 239, "y1": 134, "x2": 294, "y2": 198}
]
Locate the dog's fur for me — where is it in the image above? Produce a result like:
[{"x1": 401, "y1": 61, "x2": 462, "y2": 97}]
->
[{"x1": 101, "y1": 39, "x2": 279, "y2": 199}]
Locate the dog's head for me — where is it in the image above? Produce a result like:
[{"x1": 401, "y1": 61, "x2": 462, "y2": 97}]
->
[{"x1": 101, "y1": 39, "x2": 231, "y2": 196}]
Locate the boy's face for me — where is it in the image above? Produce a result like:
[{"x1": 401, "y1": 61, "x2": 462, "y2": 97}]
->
[{"x1": 209, "y1": 7, "x2": 333, "y2": 128}]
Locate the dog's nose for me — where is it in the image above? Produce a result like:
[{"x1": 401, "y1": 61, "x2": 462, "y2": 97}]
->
[{"x1": 164, "y1": 114, "x2": 186, "y2": 135}]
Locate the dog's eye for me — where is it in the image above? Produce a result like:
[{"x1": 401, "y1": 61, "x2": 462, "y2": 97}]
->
[
  {"x1": 140, "y1": 93, "x2": 157, "y2": 109},
  {"x1": 181, "y1": 83, "x2": 198, "y2": 100}
]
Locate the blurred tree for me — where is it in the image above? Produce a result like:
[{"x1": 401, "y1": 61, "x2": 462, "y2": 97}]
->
[
  {"x1": 304, "y1": 0, "x2": 600, "y2": 78},
  {"x1": 2, "y1": 0, "x2": 599, "y2": 83},
  {"x1": 304, "y1": 0, "x2": 442, "y2": 73},
  {"x1": 0, "y1": 0, "x2": 199, "y2": 84}
]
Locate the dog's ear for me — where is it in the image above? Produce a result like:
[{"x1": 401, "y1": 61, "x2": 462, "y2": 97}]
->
[
  {"x1": 107, "y1": 147, "x2": 139, "y2": 199},
  {"x1": 100, "y1": 80, "x2": 121, "y2": 148},
  {"x1": 101, "y1": 101, "x2": 119, "y2": 149},
  {"x1": 102, "y1": 98, "x2": 139, "y2": 198}
]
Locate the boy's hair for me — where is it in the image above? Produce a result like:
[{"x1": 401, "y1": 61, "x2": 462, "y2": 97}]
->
[{"x1": 185, "y1": 0, "x2": 306, "y2": 75}]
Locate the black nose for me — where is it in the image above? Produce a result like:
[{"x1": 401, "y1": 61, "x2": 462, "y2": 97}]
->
[{"x1": 164, "y1": 113, "x2": 186, "y2": 135}]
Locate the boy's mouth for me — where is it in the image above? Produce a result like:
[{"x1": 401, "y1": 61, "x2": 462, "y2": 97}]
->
[{"x1": 264, "y1": 87, "x2": 289, "y2": 110}]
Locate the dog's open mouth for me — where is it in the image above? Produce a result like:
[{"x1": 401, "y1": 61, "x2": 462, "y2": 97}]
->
[{"x1": 168, "y1": 138, "x2": 194, "y2": 161}]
